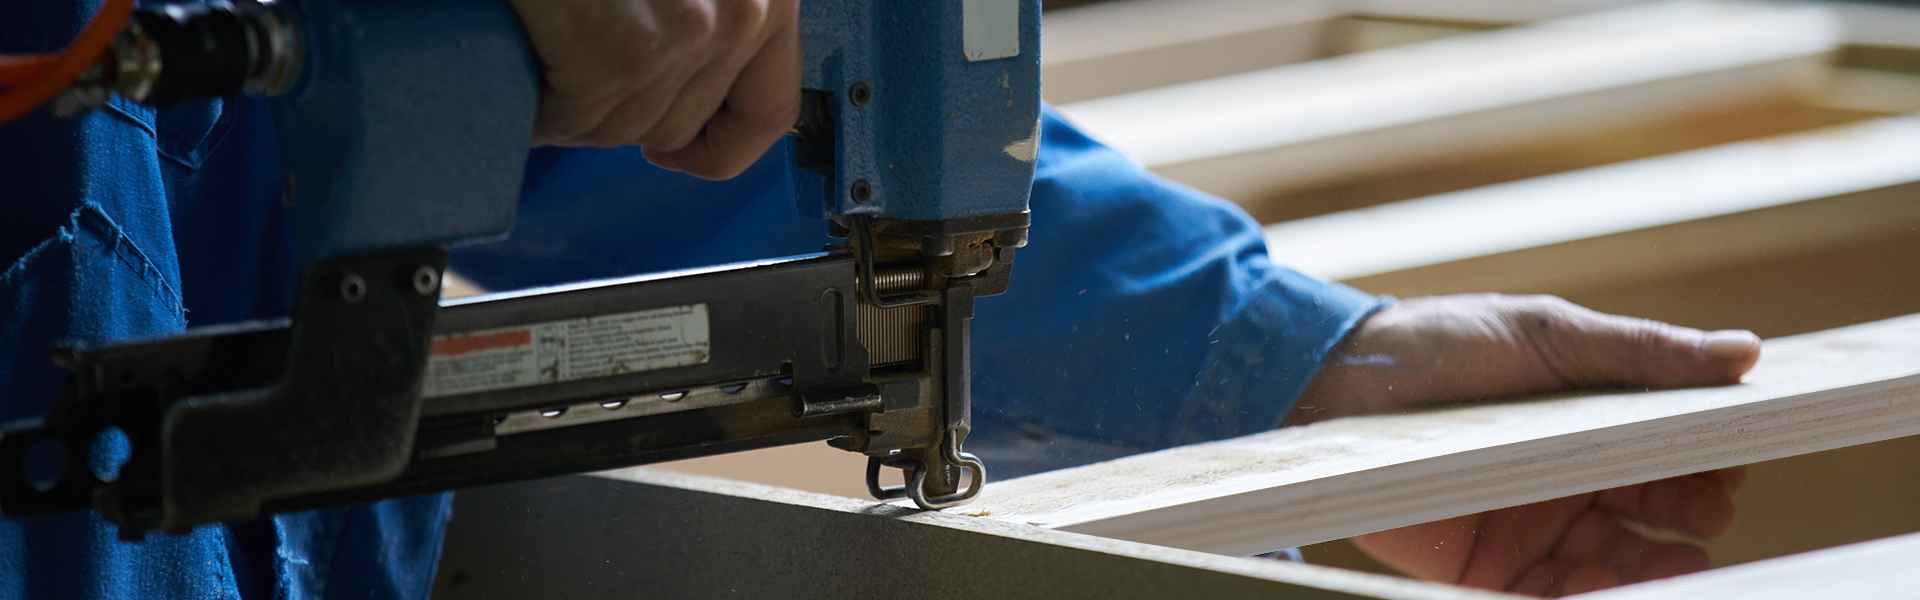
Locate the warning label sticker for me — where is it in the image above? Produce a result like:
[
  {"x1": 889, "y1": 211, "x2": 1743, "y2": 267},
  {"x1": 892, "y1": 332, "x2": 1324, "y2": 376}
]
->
[{"x1": 421, "y1": 304, "x2": 711, "y2": 398}]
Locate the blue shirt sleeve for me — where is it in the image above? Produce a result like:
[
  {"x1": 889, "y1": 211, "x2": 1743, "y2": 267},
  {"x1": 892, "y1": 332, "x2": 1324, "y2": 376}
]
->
[{"x1": 963, "y1": 107, "x2": 1390, "y2": 478}]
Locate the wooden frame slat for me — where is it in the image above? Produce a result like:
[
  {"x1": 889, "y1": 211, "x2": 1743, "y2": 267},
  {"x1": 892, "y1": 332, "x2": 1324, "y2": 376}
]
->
[
  {"x1": 1054, "y1": 1, "x2": 1839, "y2": 204},
  {"x1": 433, "y1": 469, "x2": 1515, "y2": 600},
  {"x1": 1261, "y1": 114, "x2": 1920, "y2": 297},
  {"x1": 968, "y1": 314, "x2": 1920, "y2": 558},
  {"x1": 1833, "y1": 0, "x2": 1920, "y2": 48},
  {"x1": 1040, "y1": 0, "x2": 1651, "y2": 104},
  {"x1": 1573, "y1": 529, "x2": 1920, "y2": 599},
  {"x1": 1041, "y1": 0, "x2": 1339, "y2": 104}
]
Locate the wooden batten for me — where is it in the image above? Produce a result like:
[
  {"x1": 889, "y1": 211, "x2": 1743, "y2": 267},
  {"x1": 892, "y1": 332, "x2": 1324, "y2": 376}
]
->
[
  {"x1": 1054, "y1": 1, "x2": 1840, "y2": 207},
  {"x1": 1039, "y1": 0, "x2": 1650, "y2": 104},
  {"x1": 1261, "y1": 115, "x2": 1920, "y2": 299},
  {"x1": 1040, "y1": 0, "x2": 1340, "y2": 104},
  {"x1": 1573, "y1": 529, "x2": 1920, "y2": 599},
  {"x1": 969, "y1": 314, "x2": 1920, "y2": 558},
  {"x1": 438, "y1": 468, "x2": 1517, "y2": 600}
]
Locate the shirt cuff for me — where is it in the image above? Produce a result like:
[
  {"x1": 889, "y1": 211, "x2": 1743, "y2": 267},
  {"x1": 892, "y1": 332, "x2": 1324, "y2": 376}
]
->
[{"x1": 1172, "y1": 268, "x2": 1393, "y2": 446}]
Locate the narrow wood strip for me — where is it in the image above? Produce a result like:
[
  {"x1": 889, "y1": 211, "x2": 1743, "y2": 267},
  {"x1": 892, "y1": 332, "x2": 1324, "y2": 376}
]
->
[
  {"x1": 1057, "y1": 1, "x2": 1838, "y2": 203},
  {"x1": 1261, "y1": 115, "x2": 1920, "y2": 295},
  {"x1": 1833, "y1": 0, "x2": 1920, "y2": 48},
  {"x1": 1572, "y1": 529, "x2": 1920, "y2": 599},
  {"x1": 436, "y1": 468, "x2": 1517, "y2": 600},
  {"x1": 1351, "y1": 0, "x2": 1653, "y2": 22},
  {"x1": 972, "y1": 314, "x2": 1920, "y2": 557},
  {"x1": 1040, "y1": 0, "x2": 1648, "y2": 104},
  {"x1": 1040, "y1": 0, "x2": 1337, "y2": 104}
]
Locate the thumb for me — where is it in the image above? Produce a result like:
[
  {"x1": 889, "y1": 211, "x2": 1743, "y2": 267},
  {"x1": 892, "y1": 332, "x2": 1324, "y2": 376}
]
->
[{"x1": 1517, "y1": 301, "x2": 1761, "y2": 389}]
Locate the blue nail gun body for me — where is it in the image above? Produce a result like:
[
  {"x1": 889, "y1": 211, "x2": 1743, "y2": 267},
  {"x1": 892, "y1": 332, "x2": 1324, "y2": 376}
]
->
[{"x1": 0, "y1": 0, "x2": 1038, "y2": 535}]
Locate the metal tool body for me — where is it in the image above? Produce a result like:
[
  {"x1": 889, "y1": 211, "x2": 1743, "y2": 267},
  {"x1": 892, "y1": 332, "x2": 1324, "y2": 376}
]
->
[{"x1": 0, "y1": 0, "x2": 1039, "y2": 535}]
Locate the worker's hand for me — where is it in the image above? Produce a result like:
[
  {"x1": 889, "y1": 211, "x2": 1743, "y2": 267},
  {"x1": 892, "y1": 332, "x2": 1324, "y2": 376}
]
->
[
  {"x1": 508, "y1": 0, "x2": 801, "y2": 179},
  {"x1": 1349, "y1": 469, "x2": 1744, "y2": 596},
  {"x1": 1292, "y1": 294, "x2": 1760, "y2": 425},
  {"x1": 1293, "y1": 294, "x2": 1762, "y2": 596}
]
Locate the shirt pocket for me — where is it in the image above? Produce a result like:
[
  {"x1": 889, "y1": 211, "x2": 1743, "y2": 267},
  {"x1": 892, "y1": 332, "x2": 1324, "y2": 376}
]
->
[
  {"x1": 160, "y1": 98, "x2": 235, "y2": 170},
  {"x1": 0, "y1": 204, "x2": 188, "y2": 420},
  {"x1": 108, "y1": 95, "x2": 235, "y2": 171}
]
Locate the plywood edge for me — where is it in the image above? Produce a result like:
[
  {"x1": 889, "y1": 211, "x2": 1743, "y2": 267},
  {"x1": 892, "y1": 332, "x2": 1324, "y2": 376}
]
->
[
  {"x1": 1831, "y1": 0, "x2": 1920, "y2": 48},
  {"x1": 1570, "y1": 528, "x2": 1920, "y2": 599},
  {"x1": 970, "y1": 313, "x2": 1920, "y2": 557},
  {"x1": 1264, "y1": 114, "x2": 1920, "y2": 289},
  {"x1": 1057, "y1": 1, "x2": 1839, "y2": 200},
  {"x1": 1350, "y1": 0, "x2": 1653, "y2": 23},
  {"x1": 1041, "y1": 0, "x2": 1337, "y2": 65},
  {"x1": 1040, "y1": 0, "x2": 1651, "y2": 76},
  {"x1": 1039, "y1": 0, "x2": 1663, "y2": 104},
  {"x1": 586, "y1": 468, "x2": 1513, "y2": 600}
]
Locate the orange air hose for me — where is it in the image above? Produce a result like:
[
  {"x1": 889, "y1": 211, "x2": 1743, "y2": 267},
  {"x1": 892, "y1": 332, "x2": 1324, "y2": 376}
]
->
[
  {"x1": 0, "y1": 0, "x2": 136, "y2": 125},
  {"x1": 0, "y1": 54, "x2": 57, "y2": 87}
]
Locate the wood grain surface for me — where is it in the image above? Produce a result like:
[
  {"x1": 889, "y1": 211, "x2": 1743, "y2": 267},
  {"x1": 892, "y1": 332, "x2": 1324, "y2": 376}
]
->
[
  {"x1": 1571, "y1": 528, "x2": 1920, "y2": 599},
  {"x1": 1056, "y1": 1, "x2": 1838, "y2": 203},
  {"x1": 970, "y1": 314, "x2": 1920, "y2": 557},
  {"x1": 1040, "y1": 0, "x2": 1650, "y2": 104},
  {"x1": 1263, "y1": 115, "x2": 1920, "y2": 295}
]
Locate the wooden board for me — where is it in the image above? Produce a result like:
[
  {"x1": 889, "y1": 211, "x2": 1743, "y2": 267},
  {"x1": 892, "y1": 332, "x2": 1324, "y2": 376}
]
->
[
  {"x1": 1055, "y1": 1, "x2": 1840, "y2": 204},
  {"x1": 1048, "y1": 1, "x2": 1920, "y2": 223},
  {"x1": 432, "y1": 469, "x2": 1515, "y2": 600},
  {"x1": 1040, "y1": 0, "x2": 1648, "y2": 104},
  {"x1": 1240, "y1": 97, "x2": 1878, "y2": 224},
  {"x1": 1283, "y1": 228, "x2": 1920, "y2": 574},
  {"x1": 1052, "y1": 1, "x2": 1843, "y2": 208},
  {"x1": 968, "y1": 313, "x2": 1920, "y2": 558},
  {"x1": 1571, "y1": 528, "x2": 1920, "y2": 599},
  {"x1": 1041, "y1": 0, "x2": 1338, "y2": 104},
  {"x1": 1261, "y1": 114, "x2": 1920, "y2": 298},
  {"x1": 1834, "y1": 0, "x2": 1920, "y2": 49}
]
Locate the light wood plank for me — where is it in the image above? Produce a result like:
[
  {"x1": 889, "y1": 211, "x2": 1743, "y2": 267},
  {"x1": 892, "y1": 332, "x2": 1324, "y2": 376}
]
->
[
  {"x1": 1571, "y1": 528, "x2": 1920, "y2": 599},
  {"x1": 1833, "y1": 0, "x2": 1920, "y2": 49},
  {"x1": 1240, "y1": 96, "x2": 1878, "y2": 225},
  {"x1": 434, "y1": 469, "x2": 1517, "y2": 600},
  {"x1": 1040, "y1": 0, "x2": 1649, "y2": 104},
  {"x1": 1351, "y1": 0, "x2": 1653, "y2": 22},
  {"x1": 968, "y1": 313, "x2": 1920, "y2": 557},
  {"x1": 1056, "y1": 0, "x2": 1839, "y2": 204},
  {"x1": 1261, "y1": 114, "x2": 1920, "y2": 297},
  {"x1": 1041, "y1": 0, "x2": 1339, "y2": 104}
]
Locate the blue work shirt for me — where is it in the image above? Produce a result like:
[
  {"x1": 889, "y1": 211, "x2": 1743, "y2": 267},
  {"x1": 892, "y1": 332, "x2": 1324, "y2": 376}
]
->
[{"x1": 1, "y1": 5, "x2": 1383, "y2": 596}]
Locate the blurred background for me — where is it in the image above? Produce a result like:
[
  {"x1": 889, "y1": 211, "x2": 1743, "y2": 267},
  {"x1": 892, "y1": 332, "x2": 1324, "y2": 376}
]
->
[{"x1": 653, "y1": 0, "x2": 1920, "y2": 581}]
